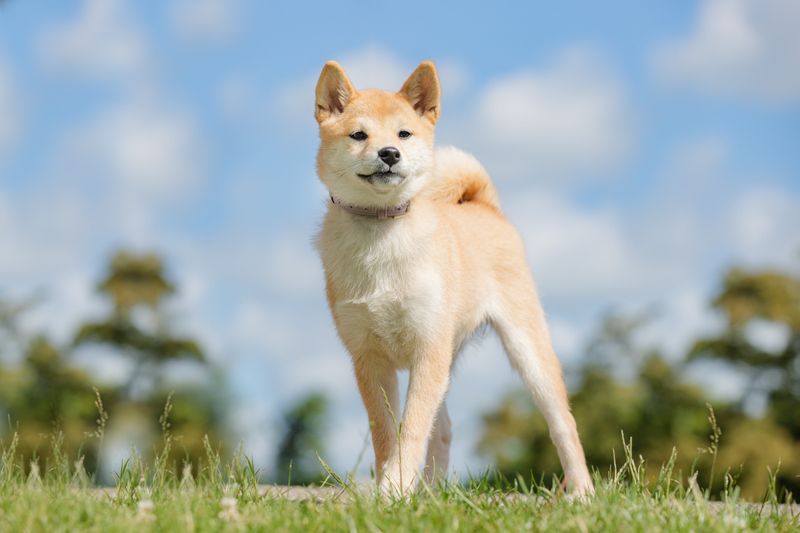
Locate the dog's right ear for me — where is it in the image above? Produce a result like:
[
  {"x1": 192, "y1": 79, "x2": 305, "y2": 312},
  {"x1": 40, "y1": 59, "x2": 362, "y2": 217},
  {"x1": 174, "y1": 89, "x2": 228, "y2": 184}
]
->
[{"x1": 315, "y1": 61, "x2": 356, "y2": 123}]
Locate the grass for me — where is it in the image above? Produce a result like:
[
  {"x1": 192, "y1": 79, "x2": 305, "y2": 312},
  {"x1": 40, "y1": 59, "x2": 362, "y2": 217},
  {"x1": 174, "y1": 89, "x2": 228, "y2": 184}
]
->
[
  {"x1": 1, "y1": 439, "x2": 798, "y2": 532},
  {"x1": 1, "y1": 466, "x2": 798, "y2": 532},
  {"x1": 0, "y1": 400, "x2": 797, "y2": 532}
]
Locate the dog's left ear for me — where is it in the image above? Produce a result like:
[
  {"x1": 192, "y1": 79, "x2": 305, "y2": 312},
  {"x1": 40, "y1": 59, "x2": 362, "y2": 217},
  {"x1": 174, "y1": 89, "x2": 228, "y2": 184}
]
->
[{"x1": 399, "y1": 61, "x2": 441, "y2": 124}]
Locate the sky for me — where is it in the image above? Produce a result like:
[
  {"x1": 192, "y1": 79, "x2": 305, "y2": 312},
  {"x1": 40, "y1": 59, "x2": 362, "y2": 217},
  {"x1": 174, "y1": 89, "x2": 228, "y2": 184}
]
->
[{"x1": 0, "y1": 0, "x2": 799, "y2": 477}]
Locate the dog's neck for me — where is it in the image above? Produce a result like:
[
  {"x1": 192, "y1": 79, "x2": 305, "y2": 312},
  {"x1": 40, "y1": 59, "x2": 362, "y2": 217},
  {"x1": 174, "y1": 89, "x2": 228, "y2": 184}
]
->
[{"x1": 330, "y1": 195, "x2": 411, "y2": 220}]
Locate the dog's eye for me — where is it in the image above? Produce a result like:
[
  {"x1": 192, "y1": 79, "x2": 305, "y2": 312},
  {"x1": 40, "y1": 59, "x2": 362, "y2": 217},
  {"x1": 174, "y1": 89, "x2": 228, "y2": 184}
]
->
[
  {"x1": 398, "y1": 130, "x2": 412, "y2": 139},
  {"x1": 349, "y1": 131, "x2": 368, "y2": 141}
]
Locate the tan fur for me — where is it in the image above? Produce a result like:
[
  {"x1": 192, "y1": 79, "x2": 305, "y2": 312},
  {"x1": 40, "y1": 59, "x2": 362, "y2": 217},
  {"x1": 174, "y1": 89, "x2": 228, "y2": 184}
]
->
[
  {"x1": 424, "y1": 145, "x2": 500, "y2": 209},
  {"x1": 314, "y1": 60, "x2": 593, "y2": 497}
]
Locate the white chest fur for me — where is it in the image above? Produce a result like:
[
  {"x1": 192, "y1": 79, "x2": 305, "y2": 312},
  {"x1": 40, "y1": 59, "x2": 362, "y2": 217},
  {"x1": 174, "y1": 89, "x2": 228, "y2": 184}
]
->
[{"x1": 318, "y1": 212, "x2": 443, "y2": 367}]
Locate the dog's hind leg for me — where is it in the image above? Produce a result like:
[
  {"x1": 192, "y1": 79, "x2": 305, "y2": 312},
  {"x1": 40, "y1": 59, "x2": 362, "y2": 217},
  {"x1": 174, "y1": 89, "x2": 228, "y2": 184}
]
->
[
  {"x1": 423, "y1": 400, "x2": 452, "y2": 484},
  {"x1": 491, "y1": 294, "x2": 593, "y2": 496}
]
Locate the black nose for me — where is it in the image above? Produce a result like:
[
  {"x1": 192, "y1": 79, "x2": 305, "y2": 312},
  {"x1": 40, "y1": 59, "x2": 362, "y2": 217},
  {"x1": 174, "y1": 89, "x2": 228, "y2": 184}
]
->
[{"x1": 378, "y1": 146, "x2": 401, "y2": 166}]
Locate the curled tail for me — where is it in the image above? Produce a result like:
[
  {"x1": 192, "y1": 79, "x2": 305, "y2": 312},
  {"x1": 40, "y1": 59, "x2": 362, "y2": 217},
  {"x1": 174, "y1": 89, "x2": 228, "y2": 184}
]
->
[{"x1": 425, "y1": 146, "x2": 500, "y2": 210}]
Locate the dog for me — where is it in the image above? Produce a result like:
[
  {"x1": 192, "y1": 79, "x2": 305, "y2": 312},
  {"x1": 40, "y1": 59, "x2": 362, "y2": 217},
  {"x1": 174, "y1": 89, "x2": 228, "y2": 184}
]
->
[{"x1": 313, "y1": 60, "x2": 593, "y2": 497}]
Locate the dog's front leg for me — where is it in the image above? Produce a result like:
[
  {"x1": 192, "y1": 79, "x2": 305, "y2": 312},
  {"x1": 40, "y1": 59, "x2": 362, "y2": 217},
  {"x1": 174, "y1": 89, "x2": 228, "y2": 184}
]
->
[
  {"x1": 423, "y1": 400, "x2": 451, "y2": 484},
  {"x1": 353, "y1": 356, "x2": 399, "y2": 483},
  {"x1": 380, "y1": 344, "x2": 451, "y2": 496}
]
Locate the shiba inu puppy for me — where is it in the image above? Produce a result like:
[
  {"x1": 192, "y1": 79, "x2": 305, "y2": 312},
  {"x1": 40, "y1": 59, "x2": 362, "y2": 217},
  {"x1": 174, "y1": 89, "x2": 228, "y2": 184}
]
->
[{"x1": 314, "y1": 60, "x2": 593, "y2": 497}]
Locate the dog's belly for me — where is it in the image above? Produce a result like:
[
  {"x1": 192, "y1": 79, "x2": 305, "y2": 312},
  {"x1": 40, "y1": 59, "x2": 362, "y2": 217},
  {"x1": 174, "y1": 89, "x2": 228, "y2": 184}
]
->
[{"x1": 333, "y1": 266, "x2": 443, "y2": 368}]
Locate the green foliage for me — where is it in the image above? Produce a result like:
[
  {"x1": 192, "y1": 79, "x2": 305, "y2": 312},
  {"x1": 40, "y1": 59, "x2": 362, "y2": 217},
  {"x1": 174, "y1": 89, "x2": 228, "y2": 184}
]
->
[
  {"x1": 0, "y1": 333, "x2": 107, "y2": 476},
  {"x1": 0, "y1": 429, "x2": 798, "y2": 532},
  {"x1": 75, "y1": 250, "x2": 206, "y2": 396},
  {"x1": 479, "y1": 273, "x2": 800, "y2": 501},
  {"x1": 690, "y1": 266, "x2": 800, "y2": 496},
  {"x1": 97, "y1": 251, "x2": 176, "y2": 315},
  {"x1": 690, "y1": 268, "x2": 800, "y2": 435},
  {"x1": 274, "y1": 392, "x2": 329, "y2": 485},
  {"x1": 74, "y1": 320, "x2": 203, "y2": 364},
  {"x1": 0, "y1": 249, "x2": 228, "y2": 481}
]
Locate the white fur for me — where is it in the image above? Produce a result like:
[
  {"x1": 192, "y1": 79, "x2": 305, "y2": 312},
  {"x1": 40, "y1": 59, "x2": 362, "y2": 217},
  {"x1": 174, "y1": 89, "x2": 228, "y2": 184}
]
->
[{"x1": 318, "y1": 210, "x2": 444, "y2": 369}]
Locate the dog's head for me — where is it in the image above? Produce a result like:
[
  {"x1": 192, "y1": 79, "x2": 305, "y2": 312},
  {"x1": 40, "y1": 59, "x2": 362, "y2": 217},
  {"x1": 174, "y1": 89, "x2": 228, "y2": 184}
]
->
[{"x1": 314, "y1": 61, "x2": 440, "y2": 208}]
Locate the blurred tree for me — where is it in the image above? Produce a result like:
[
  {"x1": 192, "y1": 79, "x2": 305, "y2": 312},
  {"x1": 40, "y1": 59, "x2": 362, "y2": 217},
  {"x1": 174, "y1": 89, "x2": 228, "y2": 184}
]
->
[
  {"x1": 0, "y1": 303, "x2": 109, "y2": 474},
  {"x1": 480, "y1": 314, "x2": 709, "y2": 484},
  {"x1": 5, "y1": 336, "x2": 108, "y2": 470},
  {"x1": 0, "y1": 296, "x2": 35, "y2": 358},
  {"x1": 689, "y1": 268, "x2": 800, "y2": 435},
  {"x1": 74, "y1": 251, "x2": 204, "y2": 397},
  {"x1": 689, "y1": 266, "x2": 800, "y2": 496},
  {"x1": 479, "y1": 304, "x2": 800, "y2": 500},
  {"x1": 1, "y1": 252, "x2": 230, "y2": 480},
  {"x1": 72, "y1": 250, "x2": 226, "y2": 474},
  {"x1": 274, "y1": 392, "x2": 328, "y2": 485}
]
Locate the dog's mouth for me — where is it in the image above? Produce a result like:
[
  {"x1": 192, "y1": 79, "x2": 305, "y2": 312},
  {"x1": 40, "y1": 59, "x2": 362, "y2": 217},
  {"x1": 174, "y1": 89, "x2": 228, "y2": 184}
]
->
[{"x1": 357, "y1": 171, "x2": 404, "y2": 184}]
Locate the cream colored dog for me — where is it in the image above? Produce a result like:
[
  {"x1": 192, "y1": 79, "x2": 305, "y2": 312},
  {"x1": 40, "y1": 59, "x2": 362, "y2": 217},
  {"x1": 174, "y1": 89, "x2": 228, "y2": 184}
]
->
[{"x1": 314, "y1": 60, "x2": 593, "y2": 497}]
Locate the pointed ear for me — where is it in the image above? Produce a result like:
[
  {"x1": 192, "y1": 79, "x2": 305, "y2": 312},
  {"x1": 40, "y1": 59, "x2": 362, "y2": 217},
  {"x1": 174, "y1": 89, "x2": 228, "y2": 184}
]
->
[
  {"x1": 315, "y1": 61, "x2": 356, "y2": 123},
  {"x1": 398, "y1": 61, "x2": 441, "y2": 124}
]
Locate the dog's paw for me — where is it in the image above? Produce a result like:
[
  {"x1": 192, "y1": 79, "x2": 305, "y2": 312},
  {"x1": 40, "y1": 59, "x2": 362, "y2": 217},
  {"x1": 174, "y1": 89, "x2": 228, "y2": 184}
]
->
[
  {"x1": 564, "y1": 474, "x2": 594, "y2": 502},
  {"x1": 378, "y1": 462, "x2": 417, "y2": 499}
]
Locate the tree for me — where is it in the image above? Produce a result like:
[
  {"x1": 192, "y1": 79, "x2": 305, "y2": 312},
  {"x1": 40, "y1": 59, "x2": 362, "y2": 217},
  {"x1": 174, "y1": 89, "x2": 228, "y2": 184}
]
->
[
  {"x1": 689, "y1": 268, "x2": 800, "y2": 434},
  {"x1": 274, "y1": 392, "x2": 328, "y2": 485},
  {"x1": 1, "y1": 252, "x2": 230, "y2": 479},
  {"x1": 0, "y1": 295, "x2": 36, "y2": 358},
  {"x1": 7, "y1": 336, "x2": 105, "y2": 469},
  {"x1": 71, "y1": 250, "x2": 226, "y2": 474},
  {"x1": 74, "y1": 251, "x2": 204, "y2": 397},
  {"x1": 689, "y1": 266, "x2": 800, "y2": 496},
  {"x1": 480, "y1": 313, "x2": 710, "y2": 486},
  {"x1": 479, "y1": 304, "x2": 800, "y2": 500}
]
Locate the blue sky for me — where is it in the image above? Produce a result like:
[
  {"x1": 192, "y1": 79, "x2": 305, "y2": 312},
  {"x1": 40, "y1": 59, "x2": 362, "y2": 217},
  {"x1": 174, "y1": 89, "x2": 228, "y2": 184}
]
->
[{"x1": 1, "y1": 0, "x2": 798, "y2": 476}]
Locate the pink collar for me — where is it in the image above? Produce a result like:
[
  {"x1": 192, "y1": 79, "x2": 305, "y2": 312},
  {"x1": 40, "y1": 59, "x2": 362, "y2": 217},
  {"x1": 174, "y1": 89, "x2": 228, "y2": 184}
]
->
[{"x1": 330, "y1": 195, "x2": 410, "y2": 220}]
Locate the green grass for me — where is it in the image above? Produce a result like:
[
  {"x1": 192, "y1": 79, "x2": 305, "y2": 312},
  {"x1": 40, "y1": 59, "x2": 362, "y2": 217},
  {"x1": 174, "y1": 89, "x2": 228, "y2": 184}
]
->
[
  {"x1": 0, "y1": 472, "x2": 798, "y2": 532},
  {"x1": 1, "y1": 433, "x2": 798, "y2": 532},
  {"x1": 1, "y1": 399, "x2": 797, "y2": 532}
]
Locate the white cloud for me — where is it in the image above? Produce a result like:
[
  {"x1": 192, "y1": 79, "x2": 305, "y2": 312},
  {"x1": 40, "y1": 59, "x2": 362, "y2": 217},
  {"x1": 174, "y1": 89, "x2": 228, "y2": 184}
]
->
[
  {"x1": 0, "y1": 94, "x2": 207, "y2": 349},
  {"x1": 0, "y1": 187, "x2": 94, "y2": 283},
  {"x1": 170, "y1": 0, "x2": 240, "y2": 42},
  {"x1": 653, "y1": 0, "x2": 800, "y2": 103},
  {"x1": 37, "y1": 0, "x2": 151, "y2": 80},
  {"x1": 329, "y1": 46, "x2": 470, "y2": 95},
  {"x1": 635, "y1": 287, "x2": 720, "y2": 360},
  {"x1": 232, "y1": 300, "x2": 300, "y2": 357},
  {"x1": 437, "y1": 60, "x2": 471, "y2": 96},
  {"x1": 728, "y1": 185, "x2": 800, "y2": 266},
  {"x1": 0, "y1": 53, "x2": 21, "y2": 157},
  {"x1": 72, "y1": 346, "x2": 135, "y2": 386},
  {"x1": 505, "y1": 191, "x2": 641, "y2": 301},
  {"x1": 446, "y1": 47, "x2": 633, "y2": 183},
  {"x1": 332, "y1": 45, "x2": 410, "y2": 90},
  {"x1": 0, "y1": 189, "x2": 106, "y2": 347},
  {"x1": 263, "y1": 237, "x2": 323, "y2": 295},
  {"x1": 504, "y1": 137, "x2": 800, "y2": 361},
  {"x1": 65, "y1": 95, "x2": 204, "y2": 202},
  {"x1": 39, "y1": 95, "x2": 205, "y2": 244},
  {"x1": 745, "y1": 319, "x2": 791, "y2": 353}
]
